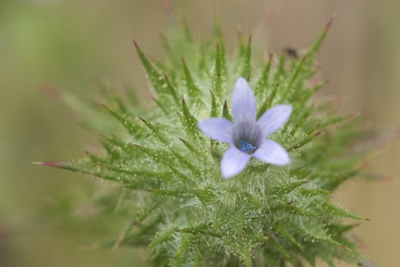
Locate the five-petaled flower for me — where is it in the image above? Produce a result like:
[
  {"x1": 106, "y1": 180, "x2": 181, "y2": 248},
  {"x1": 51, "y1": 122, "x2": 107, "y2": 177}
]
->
[{"x1": 198, "y1": 77, "x2": 292, "y2": 179}]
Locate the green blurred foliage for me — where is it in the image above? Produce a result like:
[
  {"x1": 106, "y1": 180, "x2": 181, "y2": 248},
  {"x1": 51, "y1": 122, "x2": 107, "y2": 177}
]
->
[
  {"x1": 0, "y1": 1, "x2": 399, "y2": 266},
  {"x1": 0, "y1": 1, "x2": 148, "y2": 266}
]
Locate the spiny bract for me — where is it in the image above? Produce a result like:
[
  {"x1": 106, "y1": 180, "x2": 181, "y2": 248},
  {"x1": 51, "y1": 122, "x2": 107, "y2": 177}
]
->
[{"x1": 44, "y1": 18, "x2": 370, "y2": 267}]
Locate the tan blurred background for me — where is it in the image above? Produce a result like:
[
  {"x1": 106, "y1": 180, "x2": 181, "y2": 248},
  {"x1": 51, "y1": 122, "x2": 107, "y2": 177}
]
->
[{"x1": 0, "y1": 0, "x2": 399, "y2": 266}]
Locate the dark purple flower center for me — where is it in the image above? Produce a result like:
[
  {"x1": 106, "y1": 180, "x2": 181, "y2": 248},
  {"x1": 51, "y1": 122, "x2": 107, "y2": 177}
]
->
[{"x1": 233, "y1": 121, "x2": 263, "y2": 154}]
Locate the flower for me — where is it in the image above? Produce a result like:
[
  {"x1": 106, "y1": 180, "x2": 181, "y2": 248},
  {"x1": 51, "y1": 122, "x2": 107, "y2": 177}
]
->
[{"x1": 198, "y1": 77, "x2": 292, "y2": 179}]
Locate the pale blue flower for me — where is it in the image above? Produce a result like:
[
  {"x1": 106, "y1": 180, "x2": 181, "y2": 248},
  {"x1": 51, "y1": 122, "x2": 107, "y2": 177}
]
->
[{"x1": 199, "y1": 77, "x2": 292, "y2": 179}]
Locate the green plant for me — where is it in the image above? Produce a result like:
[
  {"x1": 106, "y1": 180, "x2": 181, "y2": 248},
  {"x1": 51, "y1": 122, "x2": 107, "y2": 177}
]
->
[{"x1": 38, "y1": 17, "x2": 372, "y2": 267}]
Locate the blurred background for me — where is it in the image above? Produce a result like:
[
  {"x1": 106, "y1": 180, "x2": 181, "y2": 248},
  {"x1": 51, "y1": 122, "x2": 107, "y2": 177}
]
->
[{"x1": 0, "y1": 0, "x2": 399, "y2": 266}]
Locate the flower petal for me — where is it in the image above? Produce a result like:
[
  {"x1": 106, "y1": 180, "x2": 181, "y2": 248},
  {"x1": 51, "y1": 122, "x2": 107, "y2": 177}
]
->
[
  {"x1": 221, "y1": 146, "x2": 252, "y2": 178},
  {"x1": 198, "y1": 118, "x2": 234, "y2": 144},
  {"x1": 257, "y1": 104, "x2": 292, "y2": 138},
  {"x1": 253, "y1": 139, "x2": 290, "y2": 166},
  {"x1": 232, "y1": 77, "x2": 257, "y2": 124}
]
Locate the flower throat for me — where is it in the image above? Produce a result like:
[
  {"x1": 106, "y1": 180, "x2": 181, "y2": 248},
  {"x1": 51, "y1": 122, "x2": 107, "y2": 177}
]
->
[{"x1": 240, "y1": 140, "x2": 256, "y2": 154}]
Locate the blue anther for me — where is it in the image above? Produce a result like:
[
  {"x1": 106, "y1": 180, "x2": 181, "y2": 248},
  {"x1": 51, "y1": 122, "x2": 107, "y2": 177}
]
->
[{"x1": 240, "y1": 140, "x2": 256, "y2": 153}]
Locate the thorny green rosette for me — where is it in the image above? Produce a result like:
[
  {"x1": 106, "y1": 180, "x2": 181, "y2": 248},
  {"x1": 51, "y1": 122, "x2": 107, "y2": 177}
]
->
[{"x1": 38, "y1": 17, "x2": 373, "y2": 267}]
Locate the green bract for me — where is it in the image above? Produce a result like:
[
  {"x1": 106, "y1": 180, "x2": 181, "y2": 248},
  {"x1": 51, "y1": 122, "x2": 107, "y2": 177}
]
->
[{"x1": 44, "y1": 18, "x2": 371, "y2": 266}]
